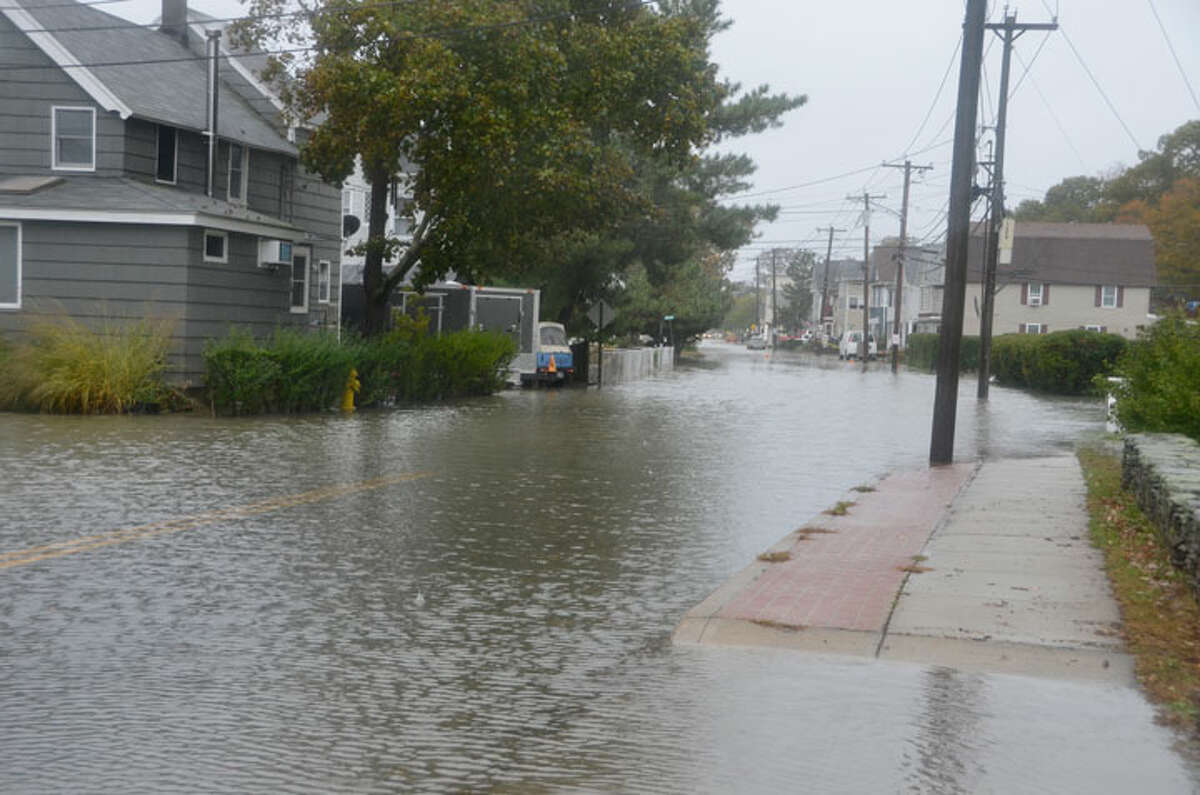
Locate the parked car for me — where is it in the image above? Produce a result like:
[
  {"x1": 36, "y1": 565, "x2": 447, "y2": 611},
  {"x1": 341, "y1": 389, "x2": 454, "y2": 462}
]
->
[
  {"x1": 798, "y1": 329, "x2": 814, "y2": 344},
  {"x1": 746, "y1": 335, "x2": 768, "y2": 350},
  {"x1": 838, "y1": 331, "x2": 877, "y2": 360}
]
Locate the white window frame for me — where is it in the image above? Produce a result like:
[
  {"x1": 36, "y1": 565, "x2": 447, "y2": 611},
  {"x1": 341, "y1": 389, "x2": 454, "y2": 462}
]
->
[
  {"x1": 317, "y1": 259, "x2": 331, "y2": 303},
  {"x1": 1100, "y1": 284, "x2": 1118, "y2": 308},
  {"x1": 203, "y1": 229, "x2": 228, "y2": 263},
  {"x1": 0, "y1": 221, "x2": 21, "y2": 310},
  {"x1": 1025, "y1": 322, "x2": 1043, "y2": 335},
  {"x1": 51, "y1": 106, "x2": 96, "y2": 171},
  {"x1": 290, "y1": 245, "x2": 310, "y2": 314},
  {"x1": 1084, "y1": 324, "x2": 1103, "y2": 332},
  {"x1": 1027, "y1": 282, "x2": 1043, "y2": 307},
  {"x1": 848, "y1": 295, "x2": 860, "y2": 309},
  {"x1": 227, "y1": 142, "x2": 249, "y2": 204},
  {"x1": 155, "y1": 124, "x2": 177, "y2": 185}
]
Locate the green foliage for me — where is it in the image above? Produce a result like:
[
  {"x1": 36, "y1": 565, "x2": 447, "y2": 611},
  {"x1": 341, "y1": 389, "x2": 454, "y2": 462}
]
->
[
  {"x1": 1110, "y1": 314, "x2": 1200, "y2": 441},
  {"x1": 722, "y1": 290, "x2": 757, "y2": 331},
  {"x1": 991, "y1": 329, "x2": 1127, "y2": 395},
  {"x1": 905, "y1": 333, "x2": 980, "y2": 372},
  {"x1": 203, "y1": 325, "x2": 516, "y2": 415},
  {"x1": 0, "y1": 314, "x2": 173, "y2": 413}
]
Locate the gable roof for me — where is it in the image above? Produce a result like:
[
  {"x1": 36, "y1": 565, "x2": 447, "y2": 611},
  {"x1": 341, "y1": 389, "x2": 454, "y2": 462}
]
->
[
  {"x1": 967, "y1": 221, "x2": 1156, "y2": 287},
  {"x1": 1, "y1": 0, "x2": 295, "y2": 155}
]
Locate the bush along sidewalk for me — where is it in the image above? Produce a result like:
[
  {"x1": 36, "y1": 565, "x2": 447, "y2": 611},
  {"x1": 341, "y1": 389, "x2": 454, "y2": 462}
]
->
[
  {"x1": 991, "y1": 329, "x2": 1127, "y2": 395},
  {"x1": 1107, "y1": 312, "x2": 1200, "y2": 442},
  {"x1": 905, "y1": 333, "x2": 980, "y2": 372},
  {"x1": 0, "y1": 314, "x2": 177, "y2": 413},
  {"x1": 203, "y1": 324, "x2": 517, "y2": 416}
]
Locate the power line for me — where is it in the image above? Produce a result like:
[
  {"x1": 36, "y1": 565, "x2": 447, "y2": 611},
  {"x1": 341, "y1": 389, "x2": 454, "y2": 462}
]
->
[
  {"x1": 1012, "y1": 48, "x2": 1088, "y2": 171},
  {"x1": 1038, "y1": 0, "x2": 1142, "y2": 151},
  {"x1": 1008, "y1": 31, "x2": 1052, "y2": 100},
  {"x1": 900, "y1": 33, "x2": 962, "y2": 157},
  {"x1": 1145, "y1": 0, "x2": 1200, "y2": 114}
]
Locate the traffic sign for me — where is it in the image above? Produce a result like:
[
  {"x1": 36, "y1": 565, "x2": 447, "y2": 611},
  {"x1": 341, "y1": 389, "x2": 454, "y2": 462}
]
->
[{"x1": 587, "y1": 300, "x2": 615, "y2": 328}]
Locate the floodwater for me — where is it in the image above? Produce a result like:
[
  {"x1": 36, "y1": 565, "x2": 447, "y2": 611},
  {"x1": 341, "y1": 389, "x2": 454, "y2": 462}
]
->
[{"x1": 1, "y1": 341, "x2": 1195, "y2": 793}]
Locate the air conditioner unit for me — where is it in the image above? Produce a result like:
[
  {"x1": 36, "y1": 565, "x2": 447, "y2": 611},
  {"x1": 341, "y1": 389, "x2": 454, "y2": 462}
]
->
[{"x1": 258, "y1": 239, "x2": 293, "y2": 269}]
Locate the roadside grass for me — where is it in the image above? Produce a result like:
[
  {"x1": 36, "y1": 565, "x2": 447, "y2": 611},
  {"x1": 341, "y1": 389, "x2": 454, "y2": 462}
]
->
[
  {"x1": 1078, "y1": 444, "x2": 1200, "y2": 732},
  {"x1": 825, "y1": 500, "x2": 855, "y2": 516},
  {"x1": 757, "y1": 550, "x2": 792, "y2": 563}
]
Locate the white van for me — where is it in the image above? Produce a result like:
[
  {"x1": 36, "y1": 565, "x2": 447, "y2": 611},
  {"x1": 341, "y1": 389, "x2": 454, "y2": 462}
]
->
[{"x1": 839, "y1": 331, "x2": 877, "y2": 360}]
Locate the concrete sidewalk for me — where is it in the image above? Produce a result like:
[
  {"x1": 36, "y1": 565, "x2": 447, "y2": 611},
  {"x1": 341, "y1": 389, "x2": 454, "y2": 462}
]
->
[{"x1": 673, "y1": 455, "x2": 1135, "y2": 683}]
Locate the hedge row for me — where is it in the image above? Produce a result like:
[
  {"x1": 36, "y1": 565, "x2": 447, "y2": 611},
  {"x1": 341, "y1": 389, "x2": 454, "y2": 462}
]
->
[
  {"x1": 905, "y1": 333, "x2": 980, "y2": 372},
  {"x1": 1110, "y1": 313, "x2": 1200, "y2": 441},
  {"x1": 990, "y1": 329, "x2": 1127, "y2": 395},
  {"x1": 203, "y1": 324, "x2": 516, "y2": 416}
]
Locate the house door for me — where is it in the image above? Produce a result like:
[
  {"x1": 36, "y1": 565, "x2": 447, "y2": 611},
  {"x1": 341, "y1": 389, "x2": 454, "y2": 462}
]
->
[{"x1": 290, "y1": 246, "x2": 310, "y2": 313}]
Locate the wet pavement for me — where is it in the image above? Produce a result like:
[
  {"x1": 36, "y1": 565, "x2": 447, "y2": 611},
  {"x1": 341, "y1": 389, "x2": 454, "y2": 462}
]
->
[{"x1": 1, "y1": 341, "x2": 1196, "y2": 792}]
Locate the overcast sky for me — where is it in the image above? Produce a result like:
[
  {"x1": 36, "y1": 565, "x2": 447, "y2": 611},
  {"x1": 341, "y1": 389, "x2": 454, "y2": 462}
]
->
[{"x1": 113, "y1": 0, "x2": 1200, "y2": 283}]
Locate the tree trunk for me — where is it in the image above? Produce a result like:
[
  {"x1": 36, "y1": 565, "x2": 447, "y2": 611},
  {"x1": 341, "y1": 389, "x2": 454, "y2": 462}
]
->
[{"x1": 362, "y1": 166, "x2": 392, "y2": 337}]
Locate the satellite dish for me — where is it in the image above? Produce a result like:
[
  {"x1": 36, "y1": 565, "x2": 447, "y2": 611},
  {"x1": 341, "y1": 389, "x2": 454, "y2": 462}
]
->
[{"x1": 342, "y1": 214, "x2": 360, "y2": 237}]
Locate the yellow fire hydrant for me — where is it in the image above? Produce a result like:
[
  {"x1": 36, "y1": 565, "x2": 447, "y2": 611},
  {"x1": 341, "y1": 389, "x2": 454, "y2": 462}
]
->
[{"x1": 341, "y1": 367, "x2": 360, "y2": 413}]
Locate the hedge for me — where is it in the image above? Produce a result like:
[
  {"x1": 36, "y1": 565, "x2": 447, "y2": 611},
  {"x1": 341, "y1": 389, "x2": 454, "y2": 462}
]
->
[
  {"x1": 905, "y1": 333, "x2": 980, "y2": 372},
  {"x1": 991, "y1": 329, "x2": 1127, "y2": 395},
  {"x1": 1110, "y1": 313, "x2": 1200, "y2": 441},
  {"x1": 203, "y1": 324, "x2": 517, "y2": 416}
]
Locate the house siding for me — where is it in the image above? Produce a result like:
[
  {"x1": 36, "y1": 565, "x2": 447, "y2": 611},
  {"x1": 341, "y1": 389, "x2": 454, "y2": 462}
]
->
[
  {"x1": 0, "y1": 15, "x2": 125, "y2": 176},
  {"x1": 962, "y1": 282, "x2": 1151, "y2": 339},
  {"x1": 124, "y1": 118, "x2": 208, "y2": 194}
]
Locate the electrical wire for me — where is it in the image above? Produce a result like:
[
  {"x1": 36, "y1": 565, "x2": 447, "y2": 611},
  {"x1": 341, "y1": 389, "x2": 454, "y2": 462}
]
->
[{"x1": 1145, "y1": 0, "x2": 1200, "y2": 114}]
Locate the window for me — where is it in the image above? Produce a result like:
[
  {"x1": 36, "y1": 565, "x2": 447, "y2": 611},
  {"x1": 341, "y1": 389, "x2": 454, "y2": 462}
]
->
[
  {"x1": 228, "y1": 142, "x2": 248, "y2": 203},
  {"x1": 1027, "y1": 282, "x2": 1043, "y2": 306},
  {"x1": 873, "y1": 285, "x2": 890, "y2": 307},
  {"x1": 317, "y1": 260, "x2": 330, "y2": 303},
  {"x1": 342, "y1": 188, "x2": 353, "y2": 215},
  {"x1": 1084, "y1": 325, "x2": 1105, "y2": 333},
  {"x1": 1100, "y1": 285, "x2": 1118, "y2": 308},
  {"x1": 1024, "y1": 323, "x2": 1043, "y2": 334},
  {"x1": 203, "y1": 230, "x2": 227, "y2": 263},
  {"x1": 290, "y1": 247, "x2": 310, "y2": 312},
  {"x1": 848, "y1": 295, "x2": 861, "y2": 309},
  {"x1": 52, "y1": 107, "x2": 95, "y2": 171},
  {"x1": 155, "y1": 125, "x2": 177, "y2": 183},
  {"x1": 0, "y1": 222, "x2": 20, "y2": 309}
]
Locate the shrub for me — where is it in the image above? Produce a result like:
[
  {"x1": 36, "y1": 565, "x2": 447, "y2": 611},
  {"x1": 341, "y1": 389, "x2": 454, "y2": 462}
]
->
[
  {"x1": 268, "y1": 328, "x2": 355, "y2": 413},
  {"x1": 1110, "y1": 314, "x2": 1200, "y2": 441},
  {"x1": 202, "y1": 329, "x2": 281, "y2": 416},
  {"x1": 992, "y1": 329, "x2": 1127, "y2": 394},
  {"x1": 0, "y1": 314, "x2": 174, "y2": 413},
  {"x1": 905, "y1": 333, "x2": 980, "y2": 371}
]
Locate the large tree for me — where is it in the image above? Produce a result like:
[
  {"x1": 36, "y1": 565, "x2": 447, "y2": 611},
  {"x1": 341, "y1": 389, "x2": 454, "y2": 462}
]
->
[{"x1": 237, "y1": 0, "x2": 731, "y2": 334}]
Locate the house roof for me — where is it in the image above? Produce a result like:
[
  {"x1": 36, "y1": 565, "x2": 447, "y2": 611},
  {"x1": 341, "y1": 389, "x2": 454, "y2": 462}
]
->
[
  {"x1": 967, "y1": 221, "x2": 1156, "y2": 287},
  {"x1": 812, "y1": 258, "x2": 864, "y2": 287},
  {"x1": 2, "y1": 0, "x2": 296, "y2": 155},
  {"x1": 0, "y1": 176, "x2": 305, "y2": 238}
]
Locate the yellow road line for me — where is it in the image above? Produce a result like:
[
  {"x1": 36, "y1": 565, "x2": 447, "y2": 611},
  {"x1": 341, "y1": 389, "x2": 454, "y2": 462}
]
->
[{"x1": 0, "y1": 472, "x2": 430, "y2": 571}]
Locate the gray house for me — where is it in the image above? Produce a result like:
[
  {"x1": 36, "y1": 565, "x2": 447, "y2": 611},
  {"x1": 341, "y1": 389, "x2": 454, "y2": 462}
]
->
[{"x1": 0, "y1": 0, "x2": 341, "y2": 384}]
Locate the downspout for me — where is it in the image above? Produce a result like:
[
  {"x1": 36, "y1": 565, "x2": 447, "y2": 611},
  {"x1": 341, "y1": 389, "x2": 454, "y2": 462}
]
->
[{"x1": 204, "y1": 29, "x2": 220, "y2": 197}]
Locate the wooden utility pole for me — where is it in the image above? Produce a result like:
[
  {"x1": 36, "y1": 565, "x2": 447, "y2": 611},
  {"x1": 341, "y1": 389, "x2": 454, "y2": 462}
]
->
[
  {"x1": 817, "y1": 227, "x2": 844, "y2": 337},
  {"x1": 754, "y1": 255, "x2": 762, "y2": 332},
  {"x1": 882, "y1": 160, "x2": 934, "y2": 372},
  {"x1": 771, "y1": 249, "x2": 779, "y2": 347},
  {"x1": 930, "y1": 0, "x2": 986, "y2": 466},
  {"x1": 977, "y1": 11, "x2": 1058, "y2": 400},
  {"x1": 847, "y1": 192, "x2": 885, "y2": 368}
]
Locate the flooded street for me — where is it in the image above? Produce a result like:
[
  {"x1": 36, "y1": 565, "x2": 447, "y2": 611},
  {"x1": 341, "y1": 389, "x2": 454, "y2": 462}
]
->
[{"x1": 1, "y1": 341, "x2": 1194, "y2": 792}]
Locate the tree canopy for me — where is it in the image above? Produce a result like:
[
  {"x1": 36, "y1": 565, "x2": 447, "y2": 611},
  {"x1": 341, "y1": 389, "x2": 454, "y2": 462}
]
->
[{"x1": 235, "y1": 0, "x2": 803, "y2": 336}]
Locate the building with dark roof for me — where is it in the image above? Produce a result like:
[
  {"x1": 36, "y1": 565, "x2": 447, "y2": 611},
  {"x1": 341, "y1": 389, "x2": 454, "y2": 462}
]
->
[
  {"x1": 0, "y1": 0, "x2": 341, "y2": 383},
  {"x1": 961, "y1": 221, "x2": 1156, "y2": 339}
]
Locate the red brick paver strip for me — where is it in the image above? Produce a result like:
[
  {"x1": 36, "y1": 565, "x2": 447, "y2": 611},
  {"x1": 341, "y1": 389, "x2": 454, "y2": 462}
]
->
[{"x1": 674, "y1": 464, "x2": 975, "y2": 652}]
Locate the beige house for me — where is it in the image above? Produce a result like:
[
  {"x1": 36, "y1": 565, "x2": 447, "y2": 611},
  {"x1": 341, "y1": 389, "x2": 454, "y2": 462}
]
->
[{"x1": 962, "y1": 222, "x2": 1156, "y2": 339}]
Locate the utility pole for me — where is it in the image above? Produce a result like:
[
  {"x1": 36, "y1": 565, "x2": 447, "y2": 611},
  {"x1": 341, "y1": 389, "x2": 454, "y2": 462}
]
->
[
  {"x1": 771, "y1": 249, "x2": 778, "y2": 347},
  {"x1": 977, "y1": 10, "x2": 1058, "y2": 400},
  {"x1": 817, "y1": 227, "x2": 845, "y2": 338},
  {"x1": 930, "y1": 0, "x2": 986, "y2": 466},
  {"x1": 847, "y1": 192, "x2": 886, "y2": 368},
  {"x1": 755, "y1": 255, "x2": 762, "y2": 332},
  {"x1": 882, "y1": 160, "x2": 934, "y2": 372}
]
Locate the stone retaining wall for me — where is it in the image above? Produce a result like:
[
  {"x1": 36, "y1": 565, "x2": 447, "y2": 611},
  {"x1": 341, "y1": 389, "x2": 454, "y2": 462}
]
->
[{"x1": 1123, "y1": 433, "x2": 1200, "y2": 595}]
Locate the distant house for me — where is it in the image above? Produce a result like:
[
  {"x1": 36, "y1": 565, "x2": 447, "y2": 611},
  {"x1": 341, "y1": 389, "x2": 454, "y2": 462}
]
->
[
  {"x1": 0, "y1": 0, "x2": 341, "y2": 384},
  {"x1": 810, "y1": 258, "x2": 862, "y2": 338},
  {"x1": 962, "y1": 222, "x2": 1155, "y2": 339}
]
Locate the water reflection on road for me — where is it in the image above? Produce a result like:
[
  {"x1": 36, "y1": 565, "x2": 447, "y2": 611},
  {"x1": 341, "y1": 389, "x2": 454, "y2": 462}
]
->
[{"x1": 0, "y1": 341, "x2": 1193, "y2": 792}]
